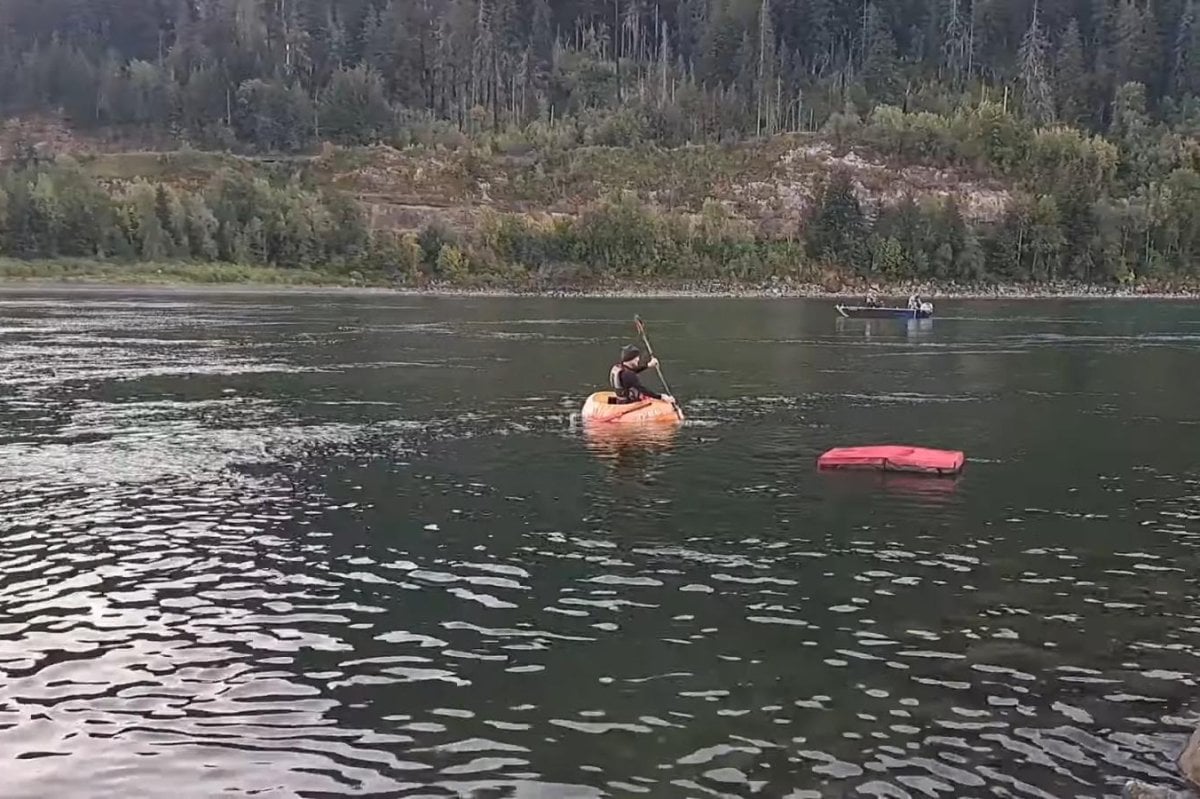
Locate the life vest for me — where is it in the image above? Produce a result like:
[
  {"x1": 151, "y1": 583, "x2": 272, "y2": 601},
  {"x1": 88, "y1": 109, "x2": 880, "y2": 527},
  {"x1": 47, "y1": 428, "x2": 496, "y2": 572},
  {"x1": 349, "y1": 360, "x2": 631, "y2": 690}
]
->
[{"x1": 609, "y1": 363, "x2": 642, "y2": 402}]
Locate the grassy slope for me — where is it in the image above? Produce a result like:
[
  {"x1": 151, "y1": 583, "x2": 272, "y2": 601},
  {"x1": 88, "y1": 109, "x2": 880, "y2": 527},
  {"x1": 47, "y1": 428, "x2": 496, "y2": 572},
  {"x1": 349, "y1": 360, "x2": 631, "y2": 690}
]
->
[
  {"x1": 1, "y1": 121, "x2": 1022, "y2": 290},
  {"x1": 0, "y1": 258, "x2": 385, "y2": 287},
  {"x1": 68, "y1": 135, "x2": 1010, "y2": 236}
]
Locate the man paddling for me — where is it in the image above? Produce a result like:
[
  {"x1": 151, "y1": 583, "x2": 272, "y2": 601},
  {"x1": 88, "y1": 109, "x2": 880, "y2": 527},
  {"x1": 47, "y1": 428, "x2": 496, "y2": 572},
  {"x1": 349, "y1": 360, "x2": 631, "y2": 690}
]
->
[{"x1": 611, "y1": 345, "x2": 674, "y2": 405}]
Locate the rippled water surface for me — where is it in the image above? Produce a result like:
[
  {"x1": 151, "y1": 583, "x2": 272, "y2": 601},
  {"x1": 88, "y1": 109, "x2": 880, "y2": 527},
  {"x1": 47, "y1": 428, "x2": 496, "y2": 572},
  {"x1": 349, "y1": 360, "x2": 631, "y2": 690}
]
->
[{"x1": 2, "y1": 288, "x2": 1199, "y2": 798}]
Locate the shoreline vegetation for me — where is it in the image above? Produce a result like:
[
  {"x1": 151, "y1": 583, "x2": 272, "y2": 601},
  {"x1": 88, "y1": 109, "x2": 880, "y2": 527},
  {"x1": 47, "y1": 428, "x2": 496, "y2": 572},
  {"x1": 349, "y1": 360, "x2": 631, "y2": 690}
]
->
[
  {"x1": 4, "y1": 121, "x2": 1200, "y2": 298},
  {"x1": 7, "y1": 0, "x2": 1200, "y2": 306},
  {"x1": 3, "y1": 259, "x2": 1199, "y2": 299}
]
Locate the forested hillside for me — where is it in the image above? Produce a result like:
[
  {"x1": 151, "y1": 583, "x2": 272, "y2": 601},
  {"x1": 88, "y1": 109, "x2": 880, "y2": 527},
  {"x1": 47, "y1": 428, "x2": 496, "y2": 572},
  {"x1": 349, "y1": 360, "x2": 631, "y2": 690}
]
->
[
  {"x1": 3, "y1": 0, "x2": 1196, "y2": 144},
  {"x1": 2, "y1": 0, "x2": 1200, "y2": 288}
]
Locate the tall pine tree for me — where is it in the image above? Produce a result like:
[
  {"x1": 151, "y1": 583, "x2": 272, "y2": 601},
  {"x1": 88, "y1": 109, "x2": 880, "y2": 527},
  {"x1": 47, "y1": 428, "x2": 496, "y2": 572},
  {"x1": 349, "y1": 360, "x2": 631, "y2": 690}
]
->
[
  {"x1": 1056, "y1": 18, "x2": 1090, "y2": 126},
  {"x1": 862, "y1": 2, "x2": 899, "y2": 101},
  {"x1": 1174, "y1": 0, "x2": 1200, "y2": 96},
  {"x1": 1019, "y1": 0, "x2": 1055, "y2": 124},
  {"x1": 941, "y1": 0, "x2": 972, "y2": 87}
]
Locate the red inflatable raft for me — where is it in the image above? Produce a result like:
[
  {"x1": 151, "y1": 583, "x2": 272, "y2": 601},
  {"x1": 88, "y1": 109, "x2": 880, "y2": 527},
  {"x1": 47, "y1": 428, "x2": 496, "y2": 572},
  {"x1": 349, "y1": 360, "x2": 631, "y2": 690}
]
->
[{"x1": 817, "y1": 445, "x2": 964, "y2": 476}]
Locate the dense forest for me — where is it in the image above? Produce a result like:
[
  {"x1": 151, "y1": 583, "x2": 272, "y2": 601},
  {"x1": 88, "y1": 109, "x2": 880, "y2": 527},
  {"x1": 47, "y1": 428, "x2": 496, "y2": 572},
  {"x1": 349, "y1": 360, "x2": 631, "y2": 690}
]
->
[
  {"x1": 5, "y1": 0, "x2": 1200, "y2": 143},
  {"x1": 3, "y1": 0, "x2": 1200, "y2": 286}
]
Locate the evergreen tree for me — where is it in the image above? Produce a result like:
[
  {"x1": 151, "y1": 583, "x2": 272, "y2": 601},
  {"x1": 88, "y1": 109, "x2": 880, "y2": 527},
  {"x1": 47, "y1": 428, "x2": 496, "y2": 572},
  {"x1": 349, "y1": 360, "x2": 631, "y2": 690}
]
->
[
  {"x1": 531, "y1": 0, "x2": 554, "y2": 71},
  {"x1": 1056, "y1": 18, "x2": 1090, "y2": 125},
  {"x1": 1113, "y1": 79, "x2": 1151, "y2": 138},
  {"x1": 1029, "y1": 193, "x2": 1065, "y2": 279},
  {"x1": 1054, "y1": 169, "x2": 1101, "y2": 279},
  {"x1": 130, "y1": 182, "x2": 169, "y2": 261},
  {"x1": 235, "y1": 78, "x2": 314, "y2": 150},
  {"x1": 155, "y1": 184, "x2": 189, "y2": 256},
  {"x1": 183, "y1": 193, "x2": 219, "y2": 260},
  {"x1": 245, "y1": 216, "x2": 267, "y2": 262},
  {"x1": 676, "y1": 0, "x2": 706, "y2": 66},
  {"x1": 1113, "y1": 0, "x2": 1154, "y2": 86},
  {"x1": 361, "y1": 5, "x2": 390, "y2": 75},
  {"x1": 318, "y1": 65, "x2": 393, "y2": 142},
  {"x1": 125, "y1": 60, "x2": 174, "y2": 125},
  {"x1": 862, "y1": 3, "x2": 900, "y2": 101},
  {"x1": 942, "y1": 0, "x2": 972, "y2": 86},
  {"x1": 805, "y1": 169, "x2": 868, "y2": 272},
  {"x1": 1019, "y1": 1, "x2": 1055, "y2": 124},
  {"x1": 700, "y1": 0, "x2": 742, "y2": 86},
  {"x1": 180, "y1": 66, "x2": 229, "y2": 137},
  {"x1": 1174, "y1": 0, "x2": 1200, "y2": 96},
  {"x1": 29, "y1": 173, "x2": 63, "y2": 256},
  {"x1": 957, "y1": 225, "x2": 986, "y2": 279},
  {"x1": 326, "y1": 191, "x2": 370, "y2": 259},
  {"x1": 56, "y1": 163, "x2": 109, "y2": 256}
]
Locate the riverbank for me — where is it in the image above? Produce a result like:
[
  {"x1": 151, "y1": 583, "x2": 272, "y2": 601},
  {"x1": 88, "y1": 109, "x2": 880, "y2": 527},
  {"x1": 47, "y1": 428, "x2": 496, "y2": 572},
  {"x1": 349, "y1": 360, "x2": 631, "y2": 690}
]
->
[
  {"x1": 0, "y1": 259, "x2": 386, "y2": 289},
  {"x1": 2, "y1": 259, "x2": 1200, "y2": 299},
  {"x1": 401, "y1": 280, "x2": 1200, "y2": 300}
]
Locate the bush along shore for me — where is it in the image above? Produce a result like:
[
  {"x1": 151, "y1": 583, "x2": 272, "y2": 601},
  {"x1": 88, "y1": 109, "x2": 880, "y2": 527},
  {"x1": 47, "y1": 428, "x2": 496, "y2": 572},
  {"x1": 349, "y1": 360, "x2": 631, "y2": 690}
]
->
[{"x1": 7, "y1": 125, "x2": 1200, "y2": 298}]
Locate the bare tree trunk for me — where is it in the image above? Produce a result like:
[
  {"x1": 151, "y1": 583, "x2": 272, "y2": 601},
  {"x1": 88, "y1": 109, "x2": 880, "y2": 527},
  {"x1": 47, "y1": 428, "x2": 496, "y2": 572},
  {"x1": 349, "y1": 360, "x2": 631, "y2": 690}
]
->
[
  {"x1": 775, "y1": 74, "x2": 782, "y2": 134},
  {"x1": 659, "y1": 21, "x2": 669, "y2": 105},
  {"x1": 492, "y1": 49, "x2": 501, "y2": 132},
  {"x1": 756, "y1": 0, "x2": 767, "y2": 136},
  {"x1": 968, "y1": 14, "x2": 975, "y2": 79},
  {"x1": 614, "y1": 0, "x2": 622, "y2": 103},
  {"x1": 281, "y1": 0, "x2": 291, "y2": 72}
]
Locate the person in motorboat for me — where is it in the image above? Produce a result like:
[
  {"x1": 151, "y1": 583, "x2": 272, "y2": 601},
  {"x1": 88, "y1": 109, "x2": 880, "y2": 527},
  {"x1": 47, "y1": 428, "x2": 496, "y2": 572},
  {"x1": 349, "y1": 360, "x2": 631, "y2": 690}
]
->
[
  {"x1": 864, "y1": 288, "x2": 881, "y2": 308},
  {"x1": 610, "y1": 345, "x2": 674, "y2": 405},
  {"x1": 906, "y1": 292, "x2": 935, "y2": 315}
]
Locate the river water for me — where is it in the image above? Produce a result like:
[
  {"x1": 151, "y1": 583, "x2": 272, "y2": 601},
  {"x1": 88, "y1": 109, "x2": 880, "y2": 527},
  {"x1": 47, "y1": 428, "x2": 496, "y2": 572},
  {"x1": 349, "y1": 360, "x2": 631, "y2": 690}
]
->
[{"x1": 0, "y1": 288, "x2": 1198, "y2": 798}]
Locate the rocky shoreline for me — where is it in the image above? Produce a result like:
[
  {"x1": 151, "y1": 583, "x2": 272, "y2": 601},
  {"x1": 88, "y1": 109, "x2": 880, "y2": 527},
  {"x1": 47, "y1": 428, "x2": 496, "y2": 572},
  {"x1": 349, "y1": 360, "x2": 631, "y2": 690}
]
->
[
  {"x1": 3, "y1": 274, "x2": 1200, "y2": 300},
  {"x1": 397, "y1": 279, "x2": 1200, "y2": 300}
]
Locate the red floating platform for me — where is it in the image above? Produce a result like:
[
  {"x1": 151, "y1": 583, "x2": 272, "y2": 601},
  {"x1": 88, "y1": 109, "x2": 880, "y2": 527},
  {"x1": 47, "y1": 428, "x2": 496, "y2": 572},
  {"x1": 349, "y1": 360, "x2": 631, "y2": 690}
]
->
[{"x1": 817, "y1": 445, "x2": 965, "y2": 476}]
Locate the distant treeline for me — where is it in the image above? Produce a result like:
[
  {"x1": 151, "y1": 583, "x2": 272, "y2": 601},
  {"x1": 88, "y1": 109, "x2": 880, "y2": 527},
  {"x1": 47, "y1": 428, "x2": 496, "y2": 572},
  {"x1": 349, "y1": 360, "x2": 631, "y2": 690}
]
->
[{"x1": 3, "y1": 0, "x2": 1200, "y2": 148}]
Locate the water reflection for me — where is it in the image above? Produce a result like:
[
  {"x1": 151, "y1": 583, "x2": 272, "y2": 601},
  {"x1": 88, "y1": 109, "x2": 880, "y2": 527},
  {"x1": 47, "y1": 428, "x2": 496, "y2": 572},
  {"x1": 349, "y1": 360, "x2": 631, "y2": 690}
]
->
[
  {"x1": 581, "y1": 420, "x2": 680, "y2": 464},
  {"x1": 819, "y1": 470, "x2": 962, "y2": 507},
  {"x1": 908, "y1": 317, "x2": 935, "y2": 336},
  {"x1": 834, "y1": 317, "x2": 935, "y2": 339}
]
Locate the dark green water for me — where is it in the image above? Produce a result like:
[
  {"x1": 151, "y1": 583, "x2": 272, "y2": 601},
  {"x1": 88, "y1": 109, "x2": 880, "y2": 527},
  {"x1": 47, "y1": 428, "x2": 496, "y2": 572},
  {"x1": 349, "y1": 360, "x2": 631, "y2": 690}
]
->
[{"x1": 1, "y1": 288, "x2": 1198, "y2": 798}]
